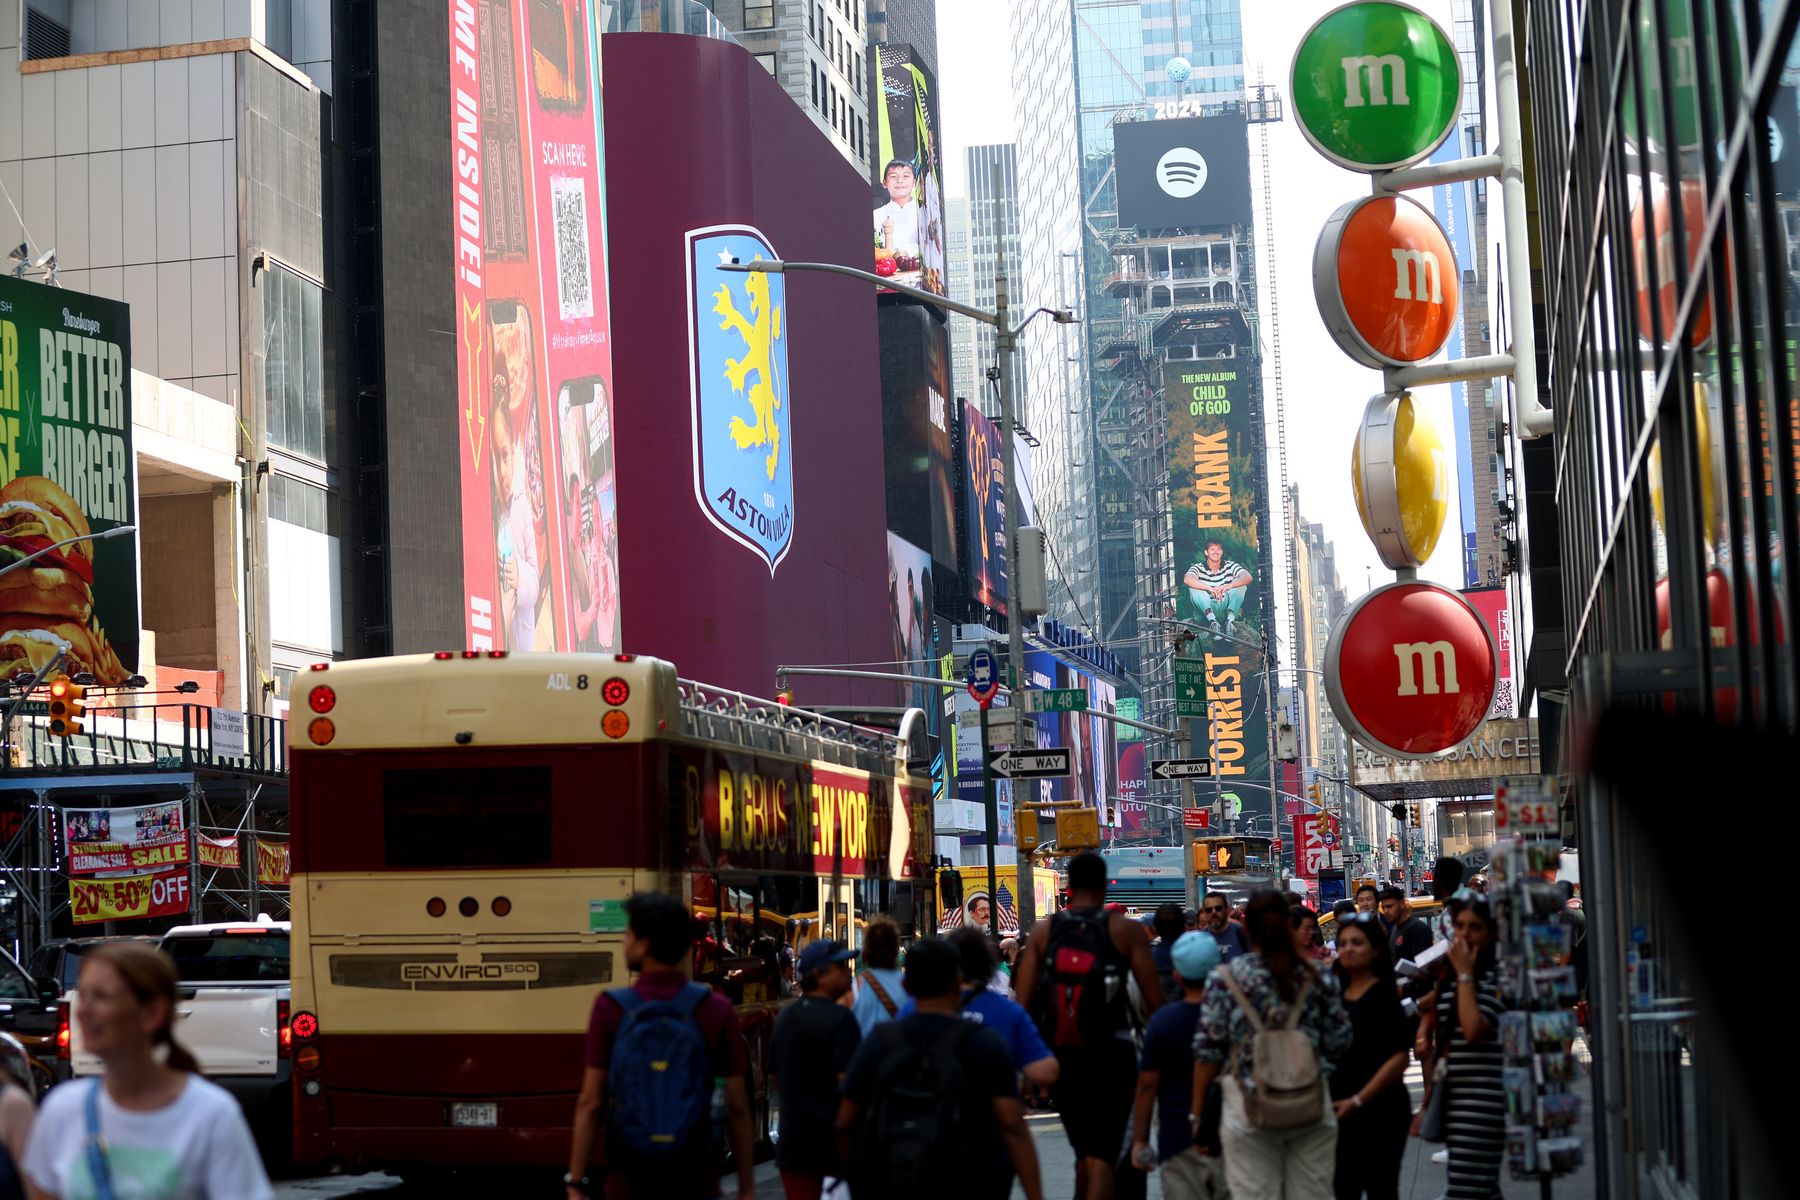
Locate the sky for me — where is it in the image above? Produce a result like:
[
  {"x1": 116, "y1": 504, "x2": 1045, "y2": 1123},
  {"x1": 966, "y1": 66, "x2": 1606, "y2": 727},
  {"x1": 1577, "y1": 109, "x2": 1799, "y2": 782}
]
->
[{"x1": 935, "y1": 0, "x2": 1473, "y2": 621}]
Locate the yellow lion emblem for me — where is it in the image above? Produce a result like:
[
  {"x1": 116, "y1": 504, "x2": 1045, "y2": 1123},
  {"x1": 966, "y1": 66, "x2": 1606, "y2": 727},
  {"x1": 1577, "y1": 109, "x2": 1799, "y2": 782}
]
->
[{"x1": 713, "y1": 266, "x2": 784, "y2": 481}]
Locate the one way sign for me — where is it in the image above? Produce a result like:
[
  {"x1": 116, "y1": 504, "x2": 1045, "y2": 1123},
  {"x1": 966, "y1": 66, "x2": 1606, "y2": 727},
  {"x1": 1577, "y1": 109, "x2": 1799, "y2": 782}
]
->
[
  {"x1": 1150, "y1": 758, "x2": 1213, "y2": 781},
  {"x1": 988, "y1": 748, "x2": 1073, "y2": 779}
]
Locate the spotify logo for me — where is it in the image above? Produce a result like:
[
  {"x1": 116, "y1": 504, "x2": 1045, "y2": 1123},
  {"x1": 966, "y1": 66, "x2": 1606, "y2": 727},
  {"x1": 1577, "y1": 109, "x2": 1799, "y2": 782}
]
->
[{"x1": 1155, "y1": 147, "x2": 1209, "y2": 198}]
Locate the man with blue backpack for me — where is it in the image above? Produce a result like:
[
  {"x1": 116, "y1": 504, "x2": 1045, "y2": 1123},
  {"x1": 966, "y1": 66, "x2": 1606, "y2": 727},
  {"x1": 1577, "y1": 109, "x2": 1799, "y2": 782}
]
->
[{"x1": 565, "y1": 892, "x2": 755, "y2": 1200}]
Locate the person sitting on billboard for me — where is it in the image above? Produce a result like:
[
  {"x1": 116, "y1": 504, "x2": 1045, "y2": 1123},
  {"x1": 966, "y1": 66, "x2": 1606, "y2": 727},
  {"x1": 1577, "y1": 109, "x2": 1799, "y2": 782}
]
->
[{"x1": 1183, "y1": 540, "x2": 1253, "y2": 638}]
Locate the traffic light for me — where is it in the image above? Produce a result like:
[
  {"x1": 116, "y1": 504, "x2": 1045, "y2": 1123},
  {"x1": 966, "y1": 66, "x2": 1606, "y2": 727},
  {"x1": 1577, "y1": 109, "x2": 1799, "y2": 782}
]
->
[
  {"x1": 938, "y1": 867, "x2": 964, "y2": 913},
  {"x1": 1307, "y1": 781, "x2": 1323, "y2": 803},
  {"x1": 47, "y1": 676, "x2": 86, "y2": 738},
  {"x1": 1408, "y1": 803, "x2": 1422, "y2": 828},
  {"x1": 1017, "y1": 809, "x2": 1039, "y2": 852},
  {"x1": 774, "y1": 688, "x2": 795, "y2": 706}
]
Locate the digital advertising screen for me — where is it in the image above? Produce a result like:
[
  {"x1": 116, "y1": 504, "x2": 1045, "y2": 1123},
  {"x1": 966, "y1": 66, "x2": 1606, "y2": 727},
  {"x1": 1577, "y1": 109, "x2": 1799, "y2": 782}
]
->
[
  {"x1": 1165, "y1": 356, "x2": 1271, "y2": 788},
  {"x1": 962, "y1": 401, "x2": 1008, "y2": 614},
  {"x1": 1114, "y1": 114, "x2": 1254, "y2": 233},
  {"x1": 872, "y1": 44, "x2": 946, "y2": 297},
  {"x1": 450, "y1": 0, "x2": 619, "y2": 652},
  {"x1": 880, "y1": 305, "x2": 957, "y2": 571}
]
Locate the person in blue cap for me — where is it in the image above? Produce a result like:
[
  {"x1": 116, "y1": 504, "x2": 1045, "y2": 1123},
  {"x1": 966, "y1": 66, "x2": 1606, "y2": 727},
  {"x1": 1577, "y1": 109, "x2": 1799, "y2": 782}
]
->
[
  {"x1": 769, "y1": 939, "x2": 862, "y2": 1200},
  {"x1": 1131, "y1": 930, "x2": 1227, "y2": 1199}
]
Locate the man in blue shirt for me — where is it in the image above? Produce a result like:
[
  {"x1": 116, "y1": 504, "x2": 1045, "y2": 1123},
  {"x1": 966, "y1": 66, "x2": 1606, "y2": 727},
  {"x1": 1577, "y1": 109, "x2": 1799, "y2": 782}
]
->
[
  {"x1": 1198, "y1": 894, "x2": 1249, "y2": 961},
  {"x1": 897, "y1": 928, "x2": 1059, "y2": 1094},
  {"x1": 1130, "y1": 931, "x2": 1226, "y2": 1199}
]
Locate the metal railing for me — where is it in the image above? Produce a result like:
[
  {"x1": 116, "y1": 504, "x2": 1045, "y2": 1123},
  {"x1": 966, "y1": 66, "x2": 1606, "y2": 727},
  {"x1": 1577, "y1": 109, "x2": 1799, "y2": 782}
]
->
[
  {"x1": 677, "y1": 679, "x2": 899, "y2": 775},
  {"x1": 3, "y1": 704, "x2": 288, "y2": 778}
]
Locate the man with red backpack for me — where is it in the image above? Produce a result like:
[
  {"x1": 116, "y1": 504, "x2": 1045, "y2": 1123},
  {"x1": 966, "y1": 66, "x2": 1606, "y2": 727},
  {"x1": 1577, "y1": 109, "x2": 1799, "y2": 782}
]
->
[
  {"x1": 565, "y1": 892, "x2": 755, "y2": 1200},
  {"x1": 1015, "y1": 851, "x2": 1166, "y2": 1200}
]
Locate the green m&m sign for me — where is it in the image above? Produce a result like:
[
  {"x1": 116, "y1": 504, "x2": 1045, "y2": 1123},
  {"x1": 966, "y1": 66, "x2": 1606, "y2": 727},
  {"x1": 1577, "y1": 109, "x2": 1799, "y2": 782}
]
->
[{"x1": 1291, "y1": 1, "x2": 1462, "y2": 171}]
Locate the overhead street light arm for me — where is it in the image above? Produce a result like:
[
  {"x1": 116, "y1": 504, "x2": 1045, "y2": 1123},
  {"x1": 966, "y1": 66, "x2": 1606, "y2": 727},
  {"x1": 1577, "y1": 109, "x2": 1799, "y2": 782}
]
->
[
  {"x1": 0, "y1": 524, "x2": 136, "y2": 582},
  {"x1": 718, "y1": 260, "x2": 1076, "y2": 335}
]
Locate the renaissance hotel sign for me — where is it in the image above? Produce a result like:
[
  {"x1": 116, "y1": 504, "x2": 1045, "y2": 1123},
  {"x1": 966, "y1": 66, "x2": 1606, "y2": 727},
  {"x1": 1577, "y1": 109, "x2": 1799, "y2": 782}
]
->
[{"x1": 1349, "y1": 718, "x2": 1540, "y2": 799}]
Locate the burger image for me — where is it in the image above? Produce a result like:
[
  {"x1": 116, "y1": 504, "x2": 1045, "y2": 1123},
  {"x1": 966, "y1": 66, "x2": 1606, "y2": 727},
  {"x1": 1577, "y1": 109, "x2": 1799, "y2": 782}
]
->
[
  {"x1": 0, "y1": 615, "x2": 123, "y2": 683},
  {"x1": 0, "y1": 475, "x2": 98, "y2": 622},
  {"x1": 0, "y1": 475, "x2": 129, "y2": 684}
]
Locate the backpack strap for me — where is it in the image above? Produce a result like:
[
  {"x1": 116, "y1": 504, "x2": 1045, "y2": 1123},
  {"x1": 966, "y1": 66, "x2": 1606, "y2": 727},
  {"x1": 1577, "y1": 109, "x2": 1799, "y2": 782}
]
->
[
  {"x1": 609, "y1": 986, "x2": 646, "y2": 1017},
  {"x1": 1216, "y1": 966, "x2": 1266, "y2": 1033},
  {"x1": 864, "y1": 973, "x2": 898, "y2": 1016},
  {"x1": 671, "y1": 982, "x2": 710, "y2": 1017},
  {"x1": 84, "y1": 1079, "x2": 118, "y2": 1200}
]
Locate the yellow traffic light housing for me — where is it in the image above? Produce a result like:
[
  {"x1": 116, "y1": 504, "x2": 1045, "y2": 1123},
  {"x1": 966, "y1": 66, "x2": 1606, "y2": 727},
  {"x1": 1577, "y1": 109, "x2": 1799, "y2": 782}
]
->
[
  {"x1": 47, "y1": 676, "x2": 86, "y2": 738},
  {"x1": 1017, "y1": 809, "x2": 1039, "y2": 852},
  {"x1": 1059, "y1": 807, "x2": 1101, "y2": 851}
]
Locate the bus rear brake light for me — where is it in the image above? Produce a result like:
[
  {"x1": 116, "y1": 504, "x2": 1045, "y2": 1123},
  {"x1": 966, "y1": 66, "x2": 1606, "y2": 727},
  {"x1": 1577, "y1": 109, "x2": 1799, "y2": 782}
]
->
[
  {"x1": 486, "y1": 650, "x2": 507, "y2": 658},
  {"x1": 601, "y1": 711, "x2": 631, "y2": 739},
  {"x1": 601, "y1": 677, "x2": 630, "y2": 706},
  {"x1": 434, "y1": 652, "x2": 454, "y2": 660},
  {"x1": 308, "y1": 718, "x2": 336, "y2": 745},
  {"x1": 614, "y1": 654, "x2": 637, "y2": 662},
  {"x1": 308, "y1": 686, "x2": 335, "y2": 714},
  {"x1": 491, "y1": 896, "x2": 512, "y2": 917},
  {"x1": 297, "y1": 1046, "x2": 322, "y2": 1072},
  {"x1": 309, "y1": 662, "x2": 330, "y2": 672},
  {"x1": 426, "y1": 897, "x2": 446, "y2": 918},
  {"x1": 292, "y1": 1011, "x2": 319, "y2": 1040},
  {"x1": 460, "y1": 650, "x2": 480, "y2": 659}
]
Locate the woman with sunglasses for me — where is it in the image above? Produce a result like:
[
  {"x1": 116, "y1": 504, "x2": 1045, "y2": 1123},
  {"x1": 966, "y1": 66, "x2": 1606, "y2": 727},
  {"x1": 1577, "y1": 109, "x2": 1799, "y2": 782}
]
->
[{"x1": 1327, "y1": 913, "x2": 1415, "y2": 1199}]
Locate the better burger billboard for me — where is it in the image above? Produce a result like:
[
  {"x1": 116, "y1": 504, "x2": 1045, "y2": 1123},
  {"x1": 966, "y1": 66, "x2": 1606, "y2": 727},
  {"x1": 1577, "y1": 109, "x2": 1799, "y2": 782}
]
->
[{"x1": 0, "y1": 275, "x2": 138, "y2": 684}]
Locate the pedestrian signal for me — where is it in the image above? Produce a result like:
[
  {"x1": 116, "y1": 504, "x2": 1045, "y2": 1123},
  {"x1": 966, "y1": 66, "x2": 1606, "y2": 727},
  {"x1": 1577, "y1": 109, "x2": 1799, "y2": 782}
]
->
[
  {"x1": 1193, "y1": 839, "x2": 1246, "y2": 875},
  {"x1": 47, "y1": 677, "x2": 86, "y2": 738}
]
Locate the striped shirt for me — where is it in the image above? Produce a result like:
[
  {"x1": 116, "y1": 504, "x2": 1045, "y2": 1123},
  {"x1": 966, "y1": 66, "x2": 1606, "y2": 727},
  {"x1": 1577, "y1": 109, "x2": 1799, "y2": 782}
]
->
[{"x1": 1188, "y1": 559, "x2": 1249, "y2": 589}]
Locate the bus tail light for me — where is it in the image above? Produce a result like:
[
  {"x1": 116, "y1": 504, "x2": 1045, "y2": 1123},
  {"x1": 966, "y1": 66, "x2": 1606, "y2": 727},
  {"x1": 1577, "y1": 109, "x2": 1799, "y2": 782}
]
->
[
  {"x1": 601, "y1": 711, "x2": 630, "y2": 739},
  {"x1": 433, "y1": 652, "x2": 454, "y2": 660},
  {"x1": 291, "y1": 1010, "x2": 319, "y2": 1041},
  {"x1": 56, "y1": 1003, "x2": 69, "y2": 1059},
  {"x1": 307, "y1": 718, "x2": 335, "y2": 746},
  {"x1": 491, "y1": 896, "x2": 512, "y2": 917},
  {"x1": 297, "y1": 1046, "x2": 321, "y2": 1072},
  {"x1": 308, "y1": 686, "x2": 335, "y2": 714},
  {"x1": 601, "y1": 677, "x2": 630, "y2": 706},
  {"x1": 460, "y1": 650, "x2": 480, "y2": 659},
  {"x1": 426, "y1": 897, "x2": 446, "y2": 918},
  {"x1": 614, "y1": 654, "x2": 637, "y2": 663},
  {"x1": 278, "y1": 1000, "x2": 291, "y2": 1057},
  {"x1": 458, "y1": 897, "x2": 479, "y2": 917},
  {"x1": 309, "y1": 662, "x2": 329, "y2": 672}
]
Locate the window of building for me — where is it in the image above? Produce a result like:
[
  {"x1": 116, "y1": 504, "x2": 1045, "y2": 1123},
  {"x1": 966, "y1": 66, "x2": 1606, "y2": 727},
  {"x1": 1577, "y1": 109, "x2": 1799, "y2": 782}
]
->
[
  {"x1": 807, "y1": 3, "x2": 815, "y2": 39},
  {"x1": 264, "y1": 263, "x2": 326, "y2": 463},
  {"x1": 268, "y1": 473, "x2": 329, "y2": 534},
  {"x1": 745, "y1": 2, "x2": 775, "y2": 31},
  {"x1": 811, "y1": 63, "x2": 819, "y2": 108},
  {"x1": 755, "y1": 52, "x2": 776, "y2": 75}
]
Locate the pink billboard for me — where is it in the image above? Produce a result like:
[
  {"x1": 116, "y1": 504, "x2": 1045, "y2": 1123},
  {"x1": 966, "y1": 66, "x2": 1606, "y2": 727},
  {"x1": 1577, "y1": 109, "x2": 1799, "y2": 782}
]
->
[{"x1": 450, "y1": 0, "x2": 619, "y2": 653}]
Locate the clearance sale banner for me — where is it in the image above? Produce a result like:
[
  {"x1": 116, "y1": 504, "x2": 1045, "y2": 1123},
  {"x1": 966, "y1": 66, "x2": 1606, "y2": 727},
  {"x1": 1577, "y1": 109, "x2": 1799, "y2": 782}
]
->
[
  {"x1": 70, "y1": 870, "x2": 191, "y2": 926},
  {"x1": 257, "y1": 840, "x2": 291, "y2": 886},
  {"x1": 62, "y1": 801, "x2": 182, "y2": 875},
  {"x1": 68, "y1": 835, "x2": 237, "y2": 876},
  {"x1": 450, "y1": 0, "x2": 619, "y2": 654}
]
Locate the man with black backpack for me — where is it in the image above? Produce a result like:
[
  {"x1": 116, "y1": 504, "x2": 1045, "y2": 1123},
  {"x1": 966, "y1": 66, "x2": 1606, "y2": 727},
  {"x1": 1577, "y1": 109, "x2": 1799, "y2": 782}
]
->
[
  {"x1": 1014, "y1": 851, "x2": 1167, "y2": 1200},
  {"x1": 565, "y1": 892, "x2": 755, "y2": 1200},
  {"x1": 835, "y1": 937, "x2": 1044, "y2": 1200}
]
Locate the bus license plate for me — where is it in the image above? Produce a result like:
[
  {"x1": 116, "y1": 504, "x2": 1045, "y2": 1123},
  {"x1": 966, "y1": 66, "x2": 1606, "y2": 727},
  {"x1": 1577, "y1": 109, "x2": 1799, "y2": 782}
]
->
[{"x1": 451, "y1": 1103, "x2": 498, "y2": 1127}]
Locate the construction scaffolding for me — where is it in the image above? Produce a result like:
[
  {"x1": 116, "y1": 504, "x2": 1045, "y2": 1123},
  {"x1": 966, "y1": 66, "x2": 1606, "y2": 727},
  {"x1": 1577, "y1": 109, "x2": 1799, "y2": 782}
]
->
[{"x1": 0, "y1": 699, "x2": 289, "y2": 961}]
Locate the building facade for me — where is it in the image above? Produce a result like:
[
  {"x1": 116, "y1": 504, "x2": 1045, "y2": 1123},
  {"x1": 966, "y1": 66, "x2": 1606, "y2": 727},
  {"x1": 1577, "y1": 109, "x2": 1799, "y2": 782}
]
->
[
  {"x1": 944, "y1": 195, "x2": 976, "y2": 404},
  {"x1": 1516, "y1": 0, "x2": 1800, "y2": 1192},
  {"x1": 961, "y1": 143, "x2": 1021, "y2": 419}
]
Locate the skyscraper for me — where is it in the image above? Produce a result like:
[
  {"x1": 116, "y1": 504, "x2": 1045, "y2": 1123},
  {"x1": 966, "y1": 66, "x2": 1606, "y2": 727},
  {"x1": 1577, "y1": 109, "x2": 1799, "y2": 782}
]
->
[
  {"x1": 945, "y1": 196, "x2": 978, "y2": 406},
  {"x1": 1012, "y1": 0, "x2": 1262, "y2": 839},
  {"x1": 963, "y1": 144, "x2": 1023, "y2": 420}
]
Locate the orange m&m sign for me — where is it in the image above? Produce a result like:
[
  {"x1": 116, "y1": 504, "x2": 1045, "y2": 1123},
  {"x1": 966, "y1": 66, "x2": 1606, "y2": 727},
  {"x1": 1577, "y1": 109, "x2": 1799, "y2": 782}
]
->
[{"x1": 1313, "y1": 194, "x2": 1460, "y2": 368}]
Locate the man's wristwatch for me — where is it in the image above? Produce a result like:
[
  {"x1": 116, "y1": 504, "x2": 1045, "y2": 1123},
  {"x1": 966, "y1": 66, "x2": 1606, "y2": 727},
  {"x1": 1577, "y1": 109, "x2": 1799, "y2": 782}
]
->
[{"x1": 563, "y1": 1173, "x2": 592, "y2": 1195}]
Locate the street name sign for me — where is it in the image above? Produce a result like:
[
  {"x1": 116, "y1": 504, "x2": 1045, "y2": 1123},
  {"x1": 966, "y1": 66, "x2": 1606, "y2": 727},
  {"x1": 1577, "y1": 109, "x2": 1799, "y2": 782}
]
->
[
  {"x1": 1173, "y1": 657, "x2": 1207, "y2": 719},
  {"x1": 988, "y1": 749, "x2": 1073, "y2": 779},
  {"x1": 966, "y1": 647, "x2": 1000, "y2": 708},
  {"x1": 1291, "y1": 1, "x2": 1461, "y2": 171},
  {"x1": 1324, "y1": 580, "x2": 1498, "y2": 760},
  {"x1": 1151, "y1": 758, "x2": 1214, "y2": 781},
  {"x1": 1182, "y1": 808, "x2": 1211, "y2": 830},
  {"x1": 1027, "y1": 688, "x2": 1088, "y2": 714}
]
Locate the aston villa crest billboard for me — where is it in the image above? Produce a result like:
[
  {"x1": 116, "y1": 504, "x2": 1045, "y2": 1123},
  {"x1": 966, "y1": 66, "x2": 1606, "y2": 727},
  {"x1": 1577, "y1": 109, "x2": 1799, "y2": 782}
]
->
[{"x1": 686, "y1": 226, "x2": 795, "y2": 573}]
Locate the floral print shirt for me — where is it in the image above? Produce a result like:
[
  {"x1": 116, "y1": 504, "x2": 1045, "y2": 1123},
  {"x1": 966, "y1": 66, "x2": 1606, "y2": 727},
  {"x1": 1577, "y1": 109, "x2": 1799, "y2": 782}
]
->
[{"x1": 1192, "y1": 951, "x2": 1355, "y2": 1091}]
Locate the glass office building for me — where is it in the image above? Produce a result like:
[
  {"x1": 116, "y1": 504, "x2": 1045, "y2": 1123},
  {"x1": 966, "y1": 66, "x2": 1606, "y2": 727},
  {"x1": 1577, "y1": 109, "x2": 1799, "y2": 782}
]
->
[{"x1": 1519, "y1": 1, "x2": 1800, "y2": 1193}]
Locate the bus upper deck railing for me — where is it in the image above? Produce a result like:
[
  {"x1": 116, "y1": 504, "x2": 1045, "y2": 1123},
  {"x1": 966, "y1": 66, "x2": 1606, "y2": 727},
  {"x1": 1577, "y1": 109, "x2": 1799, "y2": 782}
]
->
[
  {"x1": 677, "y1": 679, "x2": 903, "y2": 776},
  {"x1": 1, "y1": 703, "x2": 288, "y2": 779}
]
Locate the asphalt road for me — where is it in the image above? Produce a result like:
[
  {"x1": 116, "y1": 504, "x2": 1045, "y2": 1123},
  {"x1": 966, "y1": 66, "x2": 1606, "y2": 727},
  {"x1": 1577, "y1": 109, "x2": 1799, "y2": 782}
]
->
[{"x1": 273, "y1": 1079, "x2": 1598, "y2": 1198}]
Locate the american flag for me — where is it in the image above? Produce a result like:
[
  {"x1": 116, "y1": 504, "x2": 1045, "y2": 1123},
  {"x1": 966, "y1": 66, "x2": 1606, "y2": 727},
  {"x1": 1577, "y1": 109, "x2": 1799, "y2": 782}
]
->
[{"x1": 996, "y1": 882, "x2": 1019, "y2": 930}]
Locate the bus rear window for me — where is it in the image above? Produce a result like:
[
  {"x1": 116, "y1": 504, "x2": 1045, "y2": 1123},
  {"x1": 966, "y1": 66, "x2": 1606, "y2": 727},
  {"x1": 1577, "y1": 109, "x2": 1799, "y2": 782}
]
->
[
  {"x1": 165, "y1": 935, "x2": 290, "y2": 982},
  {"x1": 383, "y1": 768, "x2": 554, "y2": 867}
]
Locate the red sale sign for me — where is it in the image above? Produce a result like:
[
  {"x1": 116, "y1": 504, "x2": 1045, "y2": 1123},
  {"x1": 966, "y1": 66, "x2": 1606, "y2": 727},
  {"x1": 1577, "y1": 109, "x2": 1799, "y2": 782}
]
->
[{"x1": 69, "y1": 869, "x2": 191, "y2": 926}]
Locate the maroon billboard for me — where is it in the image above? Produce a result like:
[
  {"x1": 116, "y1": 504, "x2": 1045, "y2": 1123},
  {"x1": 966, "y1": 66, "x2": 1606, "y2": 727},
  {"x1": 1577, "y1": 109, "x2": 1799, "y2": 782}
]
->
[{"x1": 603, "y1": 35, "x2": 891, "y2": 703}]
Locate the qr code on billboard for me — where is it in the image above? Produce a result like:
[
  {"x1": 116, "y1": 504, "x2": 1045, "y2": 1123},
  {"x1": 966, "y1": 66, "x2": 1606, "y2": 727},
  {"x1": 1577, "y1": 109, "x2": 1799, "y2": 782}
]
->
[
  {"x1": 551, "y1": 175, "x2": 593, "y2": 321},
  {"x1": 1491, "y1": 679, "x2": 1515, "y2": 718}
]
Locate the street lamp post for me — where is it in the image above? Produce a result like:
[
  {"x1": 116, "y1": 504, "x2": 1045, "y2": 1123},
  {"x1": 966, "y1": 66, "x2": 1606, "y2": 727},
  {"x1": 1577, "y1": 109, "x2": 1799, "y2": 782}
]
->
[
  {"x1": 723, "y1": 253, "x2": 1073, "y2": 932},
  {"x1": 0, "y1": 524, "x2": 135, "y2": 582}
]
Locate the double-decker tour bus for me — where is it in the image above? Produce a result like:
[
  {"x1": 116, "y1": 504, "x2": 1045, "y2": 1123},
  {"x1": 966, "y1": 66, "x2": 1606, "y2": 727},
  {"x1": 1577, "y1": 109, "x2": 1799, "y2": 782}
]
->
[{"x1": 284, "y1": 652, "x2": 930, "y2": 1177}]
